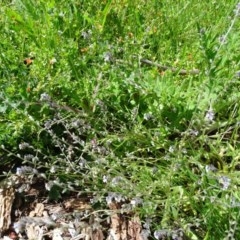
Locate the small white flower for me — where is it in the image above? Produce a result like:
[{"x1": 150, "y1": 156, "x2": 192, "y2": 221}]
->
[
  {"x1": 169, "y1": 146, "x2": 175, "y2": 153},
  {"x1": 205, "y1": 164, "x2": 217, "y2": 173},
  {"x1": 141, "y1": 229, "x2": 151, "y2": 240},
  {"x1": 143, "y1": 112, "x2": 153, "y2": 120},
  {"x1": 103, "y1": 52, "x2": 113, "y2": 62},
  {"x1": 219, "y1": 35, "x2": 227, "y2": 44},
  {"x1": 24, "y1": 154, "x2": 34, "y2": 161},
  {"x1": 79, "y1": 158, "x2": 86, "y2": 168},
  {"x1": 143, "y1": 218, "x2": 152, "y2": 229},
  {"x1": 44, "y1": 120, "x2": 52, "y2": 129},
  {"x1": 154, "y1": 230, "x2": 168, "y2": 239},
  {"x1": 205, "y1": 108, "x2": 215, "y2": 122},
  {"x1": 103, "y1": 175, "x2": 108, "y2": 183},
  {"x1": 71, "y1": 119, "x2": 81, "y2": 128},
  {"x1": 40, "y1": 93, "x2": 51, "y2": 102},
  {"x1": 190, "y1": 129, "x2": 199, "y2": 136},
  {"x1": 81, "y1": 30, "x2": 92, "y2": 39},
  {"x1": 115, "y1": 193, "x2": 125, "y2": 203},
  {"x1": 19, "y1": 142, "x2": 30, "y2": 150},
  {"x1": 218, "y1": 176, "x2": 231, "y2": 190},
  {"x1": 16, "y1": 166, "x2": 38, "y2": 175},
  {"x1": 106, "y1": 195, "x2": 113, "y2": 205},
  {"x1": 111, "y1": 176, "x2": 123, "y2": 186},
  {"x1": 45, "y1": 181, "x2": 54, "y2": 191},
  {"x1": 17, "y1": 183, "x2": 30, "y2": 193},
  {"x1": 32, "y1": 157, "x2": 39, "y2": 165},
  {"x1": 130, "y1": 197, "x2": 143, "y2": 207},
  {"x1": 50, "y1": 166, "x2": 56, "y2": 173},
  {"x1": 106, "y1": 192, "x2": 125, "y2": 204}
]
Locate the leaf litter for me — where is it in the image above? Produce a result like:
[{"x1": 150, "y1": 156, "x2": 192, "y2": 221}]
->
[{"x1": 0, "y1": 173, "x2": 144, "y2": 240}]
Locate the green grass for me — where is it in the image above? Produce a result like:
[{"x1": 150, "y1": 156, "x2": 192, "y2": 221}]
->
[{"x1": 1, "y1": 0, "x2": 240, "y2": 239}]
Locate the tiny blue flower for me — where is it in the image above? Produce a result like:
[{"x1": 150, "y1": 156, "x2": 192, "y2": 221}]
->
[
  {"x1": 154, "y1": 230, "x2": 168, "y2": 239},
  {"x1": 218, "y1": 176, "x2": 231, "y2": 190},
  {"x1": 40, "y1": 93, "x2": 51, "y2": 102},
  {"x1": 205, "y1": 108, "x2": 215, "y2": 122}
]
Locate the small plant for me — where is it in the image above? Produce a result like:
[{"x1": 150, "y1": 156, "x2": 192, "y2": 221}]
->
[{"x1": 1, "y1": 1, "x2": 240, "y2": 239}]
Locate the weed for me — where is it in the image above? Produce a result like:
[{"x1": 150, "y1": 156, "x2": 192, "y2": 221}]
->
[{"x1": 1, "y1": 1, "x2": 240, "y2": 239}]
